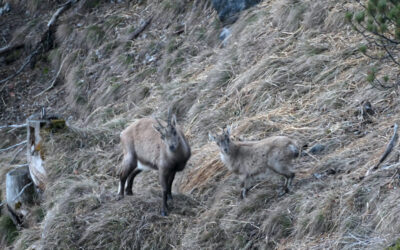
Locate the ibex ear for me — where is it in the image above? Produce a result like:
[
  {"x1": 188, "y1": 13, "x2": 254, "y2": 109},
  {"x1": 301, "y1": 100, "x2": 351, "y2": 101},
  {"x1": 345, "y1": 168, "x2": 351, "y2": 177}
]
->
[
  {"x1": 171, "y1": 114, "x2": 177, "y2": 127},
  {"x1": 208, "y1": 132, "x2": 216, "y2": 142}
]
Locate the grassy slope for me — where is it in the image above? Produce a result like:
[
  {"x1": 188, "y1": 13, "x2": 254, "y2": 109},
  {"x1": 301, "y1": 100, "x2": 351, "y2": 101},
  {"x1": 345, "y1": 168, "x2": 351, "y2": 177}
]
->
[{"x1": 1, "y1": 0, "x2": 400, "y2": 249}]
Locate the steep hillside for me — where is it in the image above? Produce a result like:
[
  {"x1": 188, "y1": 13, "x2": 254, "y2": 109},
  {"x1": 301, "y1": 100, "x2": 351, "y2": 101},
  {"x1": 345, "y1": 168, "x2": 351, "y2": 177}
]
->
[{"x1": 1, "y1": 0, "x2": 400, "y2": 249}]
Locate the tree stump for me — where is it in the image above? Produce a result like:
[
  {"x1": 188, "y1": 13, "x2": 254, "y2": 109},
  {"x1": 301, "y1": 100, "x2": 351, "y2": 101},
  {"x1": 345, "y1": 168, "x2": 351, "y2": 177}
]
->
[{"x1": 5, "y1": 166, "x2": 35, "y2": 226}]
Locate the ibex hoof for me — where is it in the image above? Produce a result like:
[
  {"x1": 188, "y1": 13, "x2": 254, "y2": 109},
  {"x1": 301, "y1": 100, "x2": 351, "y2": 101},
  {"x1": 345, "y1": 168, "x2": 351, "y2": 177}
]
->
[
  {"x1": 116, "y1": 194, "x2": 124, "y2": 201},
  {"x1": 278, "y1": 189, "x2": 289, "y2": 197},
  {"x1": 161, "y1": 210, "x2": 168, "y2": 216},
  {"x1": 126, "y1": 190, "x2": 133, "y2": 196}
]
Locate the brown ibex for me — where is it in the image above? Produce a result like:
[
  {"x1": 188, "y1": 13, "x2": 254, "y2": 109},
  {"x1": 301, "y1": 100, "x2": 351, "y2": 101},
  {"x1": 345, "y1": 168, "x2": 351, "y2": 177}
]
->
[
  {"x1": 116, "y1": 110, "x2": 191, "y2": 216},
  {"x1": 209, "y1": 127, "x2": 299, "y2": 198}
]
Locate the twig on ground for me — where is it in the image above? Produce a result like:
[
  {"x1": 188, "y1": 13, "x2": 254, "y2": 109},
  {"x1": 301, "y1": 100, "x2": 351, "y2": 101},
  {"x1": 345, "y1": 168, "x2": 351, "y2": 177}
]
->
[
  {"x1": 12, "y1": 164, "x2": 29, "y2": 168},
  {"x1": 220, "y1": 218, "x2": 260, "y2": 229},
  {"x1": 48, "y1": 0, "x2": 78, "y2": 27},
  {"x1": 373, "y1": 123, "x2": 398, "y2": 170},
  {"x1": 0, "y1": 140, "x2": 27, "y2": 153},
  {"x1": 0, "y1": 182, "x2": 33, "y2": 209},
  {"x1": 366, "y1": 123, "x2": 399, "y2": 176},
  {"x1": 0, "y1": 43, "x2": 24, "y2": 56},
  {"x1": 0, "y1": 123, "x2": 26, "y2": 129},
  {"x1": 0, "y1": 45, "x2": 41, "y2": 85},
  {"x1": 128, "y1": 17, "x2": 152, "y2": 40}
]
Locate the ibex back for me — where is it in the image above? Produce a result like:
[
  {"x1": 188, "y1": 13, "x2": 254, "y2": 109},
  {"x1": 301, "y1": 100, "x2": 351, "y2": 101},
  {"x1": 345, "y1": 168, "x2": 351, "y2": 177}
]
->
[
  {"x1": 116, "y1": 111, "x2": 191, "y2": 216},
  {"x1": 209, "y1": 127, "x2": 299, "y2": 198}
]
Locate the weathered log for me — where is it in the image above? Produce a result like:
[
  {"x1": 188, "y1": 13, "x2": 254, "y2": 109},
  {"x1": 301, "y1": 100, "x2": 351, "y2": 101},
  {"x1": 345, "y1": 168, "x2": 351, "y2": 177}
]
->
[
  {"x1": 0, "y1": 123, "x2": 26, "y2": 130},
  {"x1": 27, "y1": 120, "x2": 46, "y2": 190},
  {"x1": 0, "y1": 43, "x2": 24, "y2": 57},
  {"x1": 27, "y1": 116, "x2": 66, "y2": 191},
  {"x1": 373, "y1": 123, "x2": 398, "y2": 170}
]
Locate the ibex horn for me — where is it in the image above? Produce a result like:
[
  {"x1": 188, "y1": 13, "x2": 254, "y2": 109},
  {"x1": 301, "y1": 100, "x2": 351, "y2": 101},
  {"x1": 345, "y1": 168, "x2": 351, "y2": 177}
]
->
[{"x1": 167, "y1": 108, "x2": 173, "y2": 125}]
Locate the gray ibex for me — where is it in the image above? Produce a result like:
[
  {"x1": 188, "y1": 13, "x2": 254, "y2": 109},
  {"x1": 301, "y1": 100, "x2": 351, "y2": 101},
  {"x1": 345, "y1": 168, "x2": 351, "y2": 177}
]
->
[
  {"x1": 116, "y1": 110, "x2": 191, "y2": 216},
  {"x1": 209, "y1": 127, "x2": 299, "y2": 198}
]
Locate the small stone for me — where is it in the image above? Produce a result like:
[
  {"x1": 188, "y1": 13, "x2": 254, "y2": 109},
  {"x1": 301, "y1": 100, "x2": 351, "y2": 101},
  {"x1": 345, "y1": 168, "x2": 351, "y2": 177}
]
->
[
  {"x1": 212, "y1": 0, "x2": 262, "y2": 24},
  {"x1": 313, "y1": 173, "x2": 323, "y2": 179},
  {"x1": 326, "y1": 168, "x2": 336, "y2": 175},
  {"x1": 309, "y1": 143, "x2": 325, "y2": 154},
  {"x1": 219, "y1": 27, "x2": 231, "y2": 41},
  {"x1": 4, "y1": 3, "x2": 10, "y2": 12}
]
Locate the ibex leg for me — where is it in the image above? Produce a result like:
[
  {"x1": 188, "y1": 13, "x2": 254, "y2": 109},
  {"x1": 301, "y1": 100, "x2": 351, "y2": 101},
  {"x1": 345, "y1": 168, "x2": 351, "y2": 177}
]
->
[
  {"x1": 117, "y1": 153, "x2": 136, "y2": 200},
  {"x1": 167, "y1": 171, "x2": 176, "y2": 201},
  {"x1": 125, "y1": 169, "x2": 142, "y2": 195},
  {"x1": 159, "y1": 170, "x2": 169, "y2": 216},
  {"x1": 240, "y1": 174, "x2": 251, "y2": 199}
]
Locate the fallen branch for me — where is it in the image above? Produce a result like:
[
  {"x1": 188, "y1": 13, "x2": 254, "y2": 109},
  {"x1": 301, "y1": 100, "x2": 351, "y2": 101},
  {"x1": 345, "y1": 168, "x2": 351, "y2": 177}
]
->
[
  {"x1": 0, "y1": 123, "x2": 26, "y2": 129},
  {"x1": 0, "y1": 182, "x2": 33, "y2": 209},
  {"x1": 0, "y1": 43, "x2": 24, "y2": 56},
  {"x1": 13, "y1": 182, "x2": 33, "y2": 203},
  {"x1": 0, "y1": 0, "x2": 79, "y2": 85},
  {"x1": 0, "y1": 45, "x2": 41, "y2": 85},
  {"x1": 0, "y1": 140, "x2": 27, "y2": 153},
  {"x1": 12, "y1": 164, "x2": 29, "y2": 168},
  {"x1": 373, "y1": 123, "x2": 398, "y2": 170},
  {"x1": 48, "y1": 0, "x2": 78, "y2": 27},
  {"x1": 128, "y1": 17, "x2": 152, "y2": 40},
  {"x1": 34, "y1": 54, "x2": 68, "y2": 97},
  {"x1": 220, "y1": 218, "x2": 260, "y2": 229}
]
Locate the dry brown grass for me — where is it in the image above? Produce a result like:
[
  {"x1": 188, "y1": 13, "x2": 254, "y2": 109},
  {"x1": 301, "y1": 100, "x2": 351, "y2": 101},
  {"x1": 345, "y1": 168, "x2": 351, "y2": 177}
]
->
[{"x1": 2, "y1": 0, "x2": 400, "y2": 249}]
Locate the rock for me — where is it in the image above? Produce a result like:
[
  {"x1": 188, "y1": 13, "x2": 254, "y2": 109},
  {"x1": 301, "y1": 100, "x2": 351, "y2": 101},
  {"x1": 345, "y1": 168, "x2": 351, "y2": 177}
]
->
[
  {"x1": 313, "y1": 173, "x2": 323, "y2": 179},
  {"x1": 362, "y1": 101, "x2": 374, "y2": 116},
  {"x1": 0, "y1": 2, "x2": 10, "y2": 16},
  {"x1": 309, "y1": 143, "x2": 325, "y2": 155},
  {"x1": 326, "y1": 168, "x2": 336, "y2": 175},
  {"x1": 212, "y1": 0, "x2": 262, "y2": 24},
  {"x1": 219, "y1": 27, "x2": 231, "y2": 46},
  {"x1": 4, "y1": 2, "x2": 10, "y2": 12}
]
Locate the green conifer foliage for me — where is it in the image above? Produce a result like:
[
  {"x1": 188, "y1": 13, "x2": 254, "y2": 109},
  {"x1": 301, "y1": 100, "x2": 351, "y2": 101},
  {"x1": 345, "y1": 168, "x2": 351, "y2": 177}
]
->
[{"x1": 347, "y1": 0, "x2": 400, "y2": 89}]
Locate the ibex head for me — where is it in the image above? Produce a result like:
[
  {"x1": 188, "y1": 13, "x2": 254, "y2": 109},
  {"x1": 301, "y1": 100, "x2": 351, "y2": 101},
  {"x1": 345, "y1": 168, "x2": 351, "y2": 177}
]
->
[
  {"x1": 209, "y1": 126, "x2": 232, "y2": 154},
  {"x1": 153, "y1": 109, "x2": 180, "y2": 152}
]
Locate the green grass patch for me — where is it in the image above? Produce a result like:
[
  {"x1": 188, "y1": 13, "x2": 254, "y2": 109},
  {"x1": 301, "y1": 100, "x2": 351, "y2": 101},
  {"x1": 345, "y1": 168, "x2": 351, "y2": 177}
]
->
[
  {"x1": 0, "y1": 216, "x2": 18, "y2": 245},
  {"x1": 105, "y1": 15, "x2": 125, "y2": 30},
  {"x1": 82, "y1": 0, "x2": 101, "y2": 10},
  {"x1": 246, "y1": 14, "x2": 259, "y2": 23},
  {"x1": 167, "y1": 39, "x2": 179, "y2": 53},
  {"x1": 388, "y1": 239, "x2": 400, "y2": 250},
  {"x1": 86, "y1": 25, "x2": 105, "y2": 47}
]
